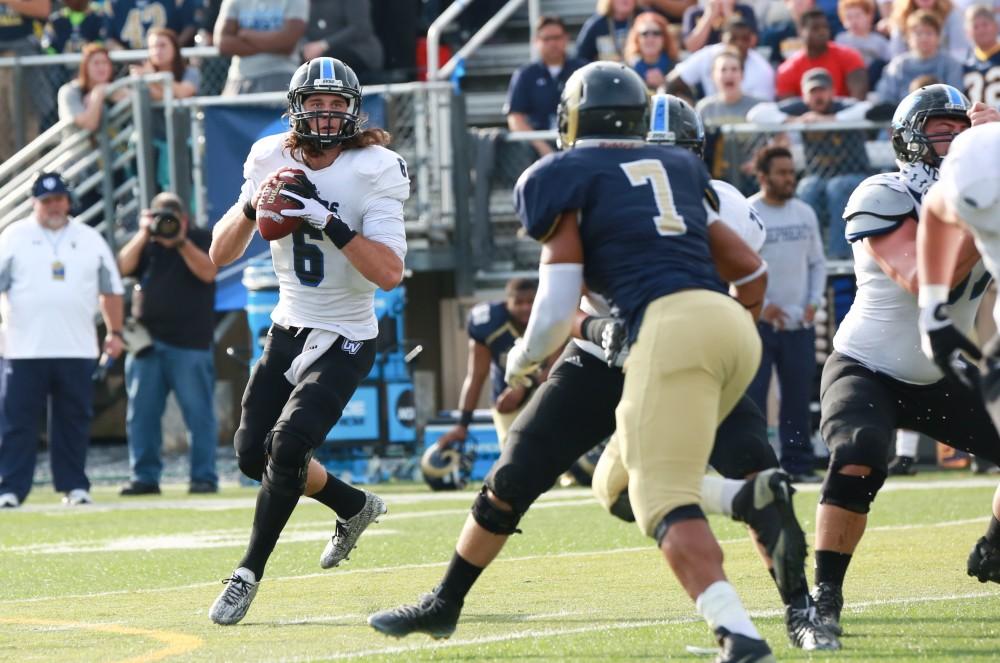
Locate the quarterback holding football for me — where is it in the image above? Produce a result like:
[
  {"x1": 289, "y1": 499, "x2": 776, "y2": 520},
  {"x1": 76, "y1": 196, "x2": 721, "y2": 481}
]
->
[{"x1": 207, "y1": 56, "x2": 409, "y2": 626}]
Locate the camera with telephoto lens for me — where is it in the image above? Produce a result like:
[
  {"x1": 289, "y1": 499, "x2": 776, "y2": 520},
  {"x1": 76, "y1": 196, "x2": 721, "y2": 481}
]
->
[{"x1": 148, "y1": 208, "x2": 181, "y2": 239}]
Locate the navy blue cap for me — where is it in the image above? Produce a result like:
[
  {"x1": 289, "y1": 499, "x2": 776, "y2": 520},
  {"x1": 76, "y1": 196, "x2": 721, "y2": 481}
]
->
[{"x1": 32, "y1": 172, "x2": 71, "y2": 199}]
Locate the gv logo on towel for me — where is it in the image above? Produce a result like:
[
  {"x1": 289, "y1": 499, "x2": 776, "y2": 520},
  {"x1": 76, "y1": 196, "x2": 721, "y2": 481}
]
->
[{"x1": 342, "y1": 338, "x2": 363, "y2": 355}]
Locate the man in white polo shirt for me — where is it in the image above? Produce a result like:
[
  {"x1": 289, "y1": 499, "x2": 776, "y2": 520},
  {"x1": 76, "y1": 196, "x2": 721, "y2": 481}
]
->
[{"x1": 0, "y1": 172, "x2": 124, "y2": 508}]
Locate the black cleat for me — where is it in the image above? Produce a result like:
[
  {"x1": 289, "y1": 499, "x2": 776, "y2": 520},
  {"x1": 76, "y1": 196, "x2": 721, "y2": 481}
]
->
[
  {"x1": 785, "y1": 603, "x2": 841, "y2": 650},
  {"x1": 368, "y1": 588, "x2": 463, "y2": 639},
  {"x1": 887, "y1": 455, "x2": 918, "y2": 476},
  {"x1": 714, "y1": 627, "x2": 776, "y2": 663},
  {"x1": 811, "y1": 582, "x2": 844, "y2": 636},
  {"x1": 119, "y1": 481, "x2": 161, "y2": 496},
  {"x1": 732, "y1": 469, "x2": 808, "y2": 599},
  {"x1": 968, "y1": 536, "x2": 1000, "y2": 583}
]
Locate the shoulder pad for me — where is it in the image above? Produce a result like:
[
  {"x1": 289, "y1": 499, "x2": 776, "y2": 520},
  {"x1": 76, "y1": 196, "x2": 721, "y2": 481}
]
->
[
  {"x1": 355, "y1": 147, "x2": 410, "y2": 202},
  {"x1": 843, "y1": 173, "x2": 915, "y2": 242},
  {"x1": 243, "y1": 133, "x2": 286, "y2": 181}
]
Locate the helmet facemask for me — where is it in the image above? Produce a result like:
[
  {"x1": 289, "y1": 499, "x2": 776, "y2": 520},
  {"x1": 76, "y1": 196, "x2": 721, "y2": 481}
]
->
[
  {"x1": 288, "y1": 88, "x2": 361, "y2": 149},
  {"x1": 905, "y1": 110, "x2": 970, "y2": 167}
]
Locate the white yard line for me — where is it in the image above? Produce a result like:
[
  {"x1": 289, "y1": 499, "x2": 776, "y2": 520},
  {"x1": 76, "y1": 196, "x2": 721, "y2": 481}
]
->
[
  {"x1": 0, "y1": 499, "x2": 598, "y2": 555},
  {"x1": 10, "y1": 477, "x2": 999, "y2": 514},
  {"x1": 287, "y1": 590, "x2": 1000, "y2": 662},
  {"x1": 0, "y1": 512, "x2": 990, "y2": 605}
]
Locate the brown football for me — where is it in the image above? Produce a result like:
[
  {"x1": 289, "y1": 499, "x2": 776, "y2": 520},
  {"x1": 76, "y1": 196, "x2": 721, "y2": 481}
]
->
[{"x1": 256, "y1": 168, "x2": 308, "y2": 241}]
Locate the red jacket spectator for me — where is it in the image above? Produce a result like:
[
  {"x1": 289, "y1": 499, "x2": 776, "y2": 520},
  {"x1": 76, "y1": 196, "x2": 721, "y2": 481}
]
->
[{"x1": 776, "y1": 8, "x2": 867, "y2": 98}]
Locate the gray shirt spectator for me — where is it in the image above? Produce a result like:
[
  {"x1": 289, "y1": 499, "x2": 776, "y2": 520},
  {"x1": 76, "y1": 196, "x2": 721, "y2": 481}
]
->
[
  {"x1": 301, "y1": 0, "x2": 382, "y2": 76},
  {"x1": 875, "y1": 50, "x2": 963, "y2": 102},
  {"x1": 695, "y1": 48, "x2": 763, "y2": 192},
  {"x1": 749, "y1": 193, "x2": 826, "y2": 327},
  {"x1": 835, "y1": 30, "x2": 892, "y2": 66},
  {"x1": 745, "y1": 145, "x2": 826, "y2": 481},
  {"x1": 215, "y1": 0, "x2": 308, "y2": 94}
]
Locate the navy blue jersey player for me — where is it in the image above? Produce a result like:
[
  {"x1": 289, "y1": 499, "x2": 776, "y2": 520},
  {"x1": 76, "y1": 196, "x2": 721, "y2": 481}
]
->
[
  {"x1": 962, "y1": 5, "x2": 1000, "y2": 107},
  {"x1": 515, "y1": 129, "x2": 725, "y2": 340},
  {"x1": 435, "y1": 278, "x2": 540, "y2": 450},
  {"x1": 509, "y1": 62, "x2": 777, "y2": 663}
]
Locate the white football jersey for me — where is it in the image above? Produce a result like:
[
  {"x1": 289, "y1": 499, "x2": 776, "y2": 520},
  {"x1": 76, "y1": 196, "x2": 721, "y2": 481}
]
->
[
  {"x1": 713, "y1": 179, "x2": 766, "y2": 252},
  {"x1": 937, "y1": 123, "x2": 1000, "y2": 328},
  {"x1": 834, "y1": 171, "x2": 990, "y2": 384},
  {"x1": 239, "y1": 133, "x2": 409, "y2": 340},
  {"x1": 572, "y1": 181, "x2": 762, "y2": 361}
]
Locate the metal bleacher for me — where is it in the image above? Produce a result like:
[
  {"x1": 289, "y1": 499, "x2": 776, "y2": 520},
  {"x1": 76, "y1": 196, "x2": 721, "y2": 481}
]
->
[{"x1": 461, "y1": 0, "x2": 595, "y2": 126}]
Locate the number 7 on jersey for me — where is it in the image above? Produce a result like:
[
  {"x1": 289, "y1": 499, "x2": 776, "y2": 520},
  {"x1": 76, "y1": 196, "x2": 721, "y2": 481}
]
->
[{"x1": 620, "y1": 159, "x2": 688, "y2": 236}]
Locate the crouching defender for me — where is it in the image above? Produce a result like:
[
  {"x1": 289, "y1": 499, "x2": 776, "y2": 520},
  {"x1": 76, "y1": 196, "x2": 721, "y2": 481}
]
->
[{"x1": 369, "y1": 80, "x2": 829, "y2": 658}]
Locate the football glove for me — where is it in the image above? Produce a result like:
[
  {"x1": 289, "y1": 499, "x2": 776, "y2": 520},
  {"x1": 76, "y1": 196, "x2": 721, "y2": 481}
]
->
[
  {"x1": 919, "y1": 302, "x2": 983, "y2": 392},
  {"x1": 504, "y1": 339, "x2": 540, "y2": 390},
  {"x1": 600, "y1": 318, "x2": 628, "y2": 368},
  {"x1": 279, "y1": 189, "x2": 336, "y2": 230}
]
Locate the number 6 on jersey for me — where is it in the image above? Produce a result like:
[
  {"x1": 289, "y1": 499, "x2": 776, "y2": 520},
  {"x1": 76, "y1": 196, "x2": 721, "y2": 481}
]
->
[{"x1": 620, "y1": 159, "x2": 688, "y2": 236}]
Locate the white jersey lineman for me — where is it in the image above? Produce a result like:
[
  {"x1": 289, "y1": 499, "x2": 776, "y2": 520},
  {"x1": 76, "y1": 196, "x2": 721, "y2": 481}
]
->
[
  {"x1": 835, "y1": 169, "x2": 990, "y2": 384},
  {"x1": 574, "y1": 178, "x2": 765, "y2": 361},
  {"x1": 239, "y1": 133, "x2": 410, "y2": 340},
  {"x1": 935, "y1": 122, "x2": 1000, "y2": 328}
]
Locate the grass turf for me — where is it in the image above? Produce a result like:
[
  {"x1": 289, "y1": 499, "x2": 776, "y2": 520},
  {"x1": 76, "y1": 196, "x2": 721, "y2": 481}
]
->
[{"x1": 2, "y1": 471, "x2": 1000, "y2": 661}]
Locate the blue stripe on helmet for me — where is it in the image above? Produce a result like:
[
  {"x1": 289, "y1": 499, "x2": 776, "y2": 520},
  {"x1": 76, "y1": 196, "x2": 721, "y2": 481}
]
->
[
  {"x1": 651, "y1": 95, "x2": 667, "y2": 133},
  {"x1": 947, "y1": 85, "x2": 963, "y2": 105},
  {"x1": 321, "y1": 57, "x2": 333, "y2": 80}
]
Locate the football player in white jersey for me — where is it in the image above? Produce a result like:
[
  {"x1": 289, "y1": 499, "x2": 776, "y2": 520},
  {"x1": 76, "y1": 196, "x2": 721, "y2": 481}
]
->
[
  {"x1": 369, "y1": 93, "x2": 834, "y2": 654},
  {"x1": 810, "y1": 84, "x2": 1000, "y2": 636},
  {"x1": 916, "y1": 120, "x2": 1000, "y2": 585},
  {"x1": 206, "y1": 57, "x2": 410, "y2": 625}
]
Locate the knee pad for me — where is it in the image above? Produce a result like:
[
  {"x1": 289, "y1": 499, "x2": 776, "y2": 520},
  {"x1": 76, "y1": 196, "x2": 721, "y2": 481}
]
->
[
  {"x1": 832, "y1": 425, "x2": 892, "y2": 470},
  {"x1": 471, "y1": 486, "x2": 523, "y2": 535},
  {"x1": 820, "y1": 467, "x2": 886, "y2": 514},
  {"x1": 653, "y1": 504, "x2": 706, "y2": 546},
  {"x1": 608, "y1": 488, "x2": 635, "y2": 523},
  {"x1": 262, "y1": 427, "x2": 314, "y2": 498},
  {"x1": 485, "y1": 461, "x2": 542, "y2": 515},
  {"x1": 234, "y1": 427, "x2": 265, "y2": 481}
]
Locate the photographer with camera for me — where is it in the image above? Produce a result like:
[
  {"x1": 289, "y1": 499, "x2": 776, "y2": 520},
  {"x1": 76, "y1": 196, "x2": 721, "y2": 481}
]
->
[{"x1": 117, "y1": 192, "x2": 219, "y2": 495}]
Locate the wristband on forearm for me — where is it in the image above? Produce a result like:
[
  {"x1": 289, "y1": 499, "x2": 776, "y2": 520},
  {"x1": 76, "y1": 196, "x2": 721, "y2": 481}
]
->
[
  {"x1": 323, "y1": 214, "x2": 357, "y2": 249},
  {"x1": 580, "y1": 315, "x2": 612, "y2": 347},
  {"x1": 459, "y1": 409, "x2": 473, "y2": 427},
  {"x1": 242, "y1": 200, "x2": 256, "y2": 220}
]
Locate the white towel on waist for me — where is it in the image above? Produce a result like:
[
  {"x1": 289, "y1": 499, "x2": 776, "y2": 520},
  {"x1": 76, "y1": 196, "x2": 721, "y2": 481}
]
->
[{"x1": 284, "y1": 328, "x2": 340, "y2": 385}]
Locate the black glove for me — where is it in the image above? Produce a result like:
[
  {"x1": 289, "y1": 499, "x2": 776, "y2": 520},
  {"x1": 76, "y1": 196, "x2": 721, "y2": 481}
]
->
[{"x1": 919, "y1": 302, "x2": 983, "y2": 393}]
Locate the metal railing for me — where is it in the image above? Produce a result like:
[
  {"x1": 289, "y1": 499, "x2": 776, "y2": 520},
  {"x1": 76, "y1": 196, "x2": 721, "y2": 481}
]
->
[
  {"x1": 0, "y1": 46, "x2": 223, "y2": 155},
  {"x1": 0, "y1": 72, "x2": 177, "y2": 248}
]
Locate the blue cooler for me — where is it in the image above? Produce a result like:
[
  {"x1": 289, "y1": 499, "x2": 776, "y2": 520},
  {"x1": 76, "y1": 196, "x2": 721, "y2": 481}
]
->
[{"x1": 242, "y1": 258, "x2": 280, "y2": 366}]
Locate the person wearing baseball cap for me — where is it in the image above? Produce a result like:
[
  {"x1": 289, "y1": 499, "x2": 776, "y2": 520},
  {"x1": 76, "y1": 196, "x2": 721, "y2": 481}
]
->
[
  {"x1": 801, "y1": 66, "x2": 834, "y2": 92},
  {"x1": 0, "y1": 171, "x2": 124, "y2": 509}
]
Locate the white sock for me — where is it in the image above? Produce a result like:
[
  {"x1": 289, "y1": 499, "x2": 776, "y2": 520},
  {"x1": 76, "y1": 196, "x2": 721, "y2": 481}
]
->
[
  {"x1": 895, "y1": 429, "x2": 919, "y2": 457},
  {"x1": 700, "y1": 475, "x2": 744, "y2": 518},
  {"x1": 696, "y1": 580, "x2": 761, "y2": 640}
]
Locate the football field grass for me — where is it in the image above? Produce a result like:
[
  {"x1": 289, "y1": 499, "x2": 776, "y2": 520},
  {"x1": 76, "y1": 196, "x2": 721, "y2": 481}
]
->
[{"x1": 3, "y1": 471, "x2": 1000, "y2": 661}]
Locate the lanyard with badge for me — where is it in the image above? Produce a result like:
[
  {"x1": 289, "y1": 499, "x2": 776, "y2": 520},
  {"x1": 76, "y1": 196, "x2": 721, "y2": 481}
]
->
[{"x1": 43, "y1": 227, "x2": 68, "y2": 281}]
